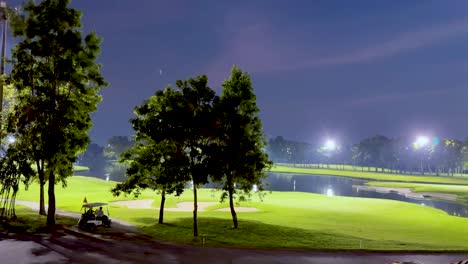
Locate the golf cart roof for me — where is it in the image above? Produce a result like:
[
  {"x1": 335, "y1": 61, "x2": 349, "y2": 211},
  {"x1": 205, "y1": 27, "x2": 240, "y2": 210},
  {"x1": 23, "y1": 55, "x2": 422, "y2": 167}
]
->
[{"x1": 82, "y1": 202, "x2": 108, "y2": 208}]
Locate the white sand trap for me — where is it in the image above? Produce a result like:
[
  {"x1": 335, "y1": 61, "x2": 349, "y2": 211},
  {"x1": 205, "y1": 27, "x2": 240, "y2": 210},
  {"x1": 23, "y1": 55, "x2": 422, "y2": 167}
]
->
[
  {"x1": 165, "y1": 202, "x2": 218, "y2": 212},
  {"x1": 113, "y1": 199, "x2": 154, "y2": 209},
  {"x1": 215, "y1": 207, "x2": 259, "y2": 212}
]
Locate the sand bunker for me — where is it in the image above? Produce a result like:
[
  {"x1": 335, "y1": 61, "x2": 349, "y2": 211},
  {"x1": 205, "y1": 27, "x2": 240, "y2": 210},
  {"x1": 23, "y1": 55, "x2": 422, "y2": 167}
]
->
[
  {"x1": 112, "y1": 200, "x2": 259, "y2": 212},
  {"x1": 112, "y1": 199, "x2": 154, "y2": 209}
]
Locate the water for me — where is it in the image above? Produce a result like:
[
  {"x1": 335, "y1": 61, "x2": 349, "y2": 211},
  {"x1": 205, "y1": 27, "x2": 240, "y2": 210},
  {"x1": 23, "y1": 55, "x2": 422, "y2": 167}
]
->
[{"x1": 266, "y1": 173, "x2": 468, "y2": 218}]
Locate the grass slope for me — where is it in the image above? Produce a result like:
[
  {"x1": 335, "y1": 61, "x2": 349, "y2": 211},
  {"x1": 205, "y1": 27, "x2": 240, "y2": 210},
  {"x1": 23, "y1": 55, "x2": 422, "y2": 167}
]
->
[
  {"x1": 271, "y1": 165, "x2": 468, "y2": 185},
  {"x1": 14, "y1": 176, "x2": 468, "y2": 251}
]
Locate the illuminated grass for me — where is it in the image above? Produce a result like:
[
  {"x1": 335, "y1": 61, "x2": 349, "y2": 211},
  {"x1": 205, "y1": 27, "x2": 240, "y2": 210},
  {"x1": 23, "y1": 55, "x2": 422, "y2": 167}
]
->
[
  {"x1": 270, "y1": 165, "x2": 468, "y2": 185},
  {"x1": 73, "y1": 165, "x2": 90, "y2": 172},
  {"x1": 12, "y1": 176, "x2": 468, "y2": 251},
  {"x1": 276, "y1": 163, "x2": 468, "y2": 178}
]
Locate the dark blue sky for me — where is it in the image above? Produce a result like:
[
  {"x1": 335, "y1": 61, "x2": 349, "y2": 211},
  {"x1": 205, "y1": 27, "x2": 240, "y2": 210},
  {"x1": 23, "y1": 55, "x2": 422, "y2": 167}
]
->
[{"x1": 9, "y1": 0, "x2": 468, "y2": 145}]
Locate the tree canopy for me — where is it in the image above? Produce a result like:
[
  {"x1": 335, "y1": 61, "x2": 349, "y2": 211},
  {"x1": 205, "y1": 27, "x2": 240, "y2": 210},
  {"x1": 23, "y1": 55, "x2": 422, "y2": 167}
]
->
[{"x1": 7, "y1": 0, "x2": 107, "y2": 225}]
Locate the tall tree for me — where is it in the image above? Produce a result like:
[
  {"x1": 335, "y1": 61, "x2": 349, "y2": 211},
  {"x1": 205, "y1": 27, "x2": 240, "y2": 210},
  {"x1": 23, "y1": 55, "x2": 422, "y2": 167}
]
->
[
  {"x1": 171, "y1": 76, "x2": 217, "y2": 236},
  {"x1": 211, "y1": 66, "x2": 271, "y2": 229},
  {"x1": 124, "y1": 76, "x2": 217, "y2": 236},
  {"x1": 8, "y1": 0, "x2": 106, "y2": 225}
]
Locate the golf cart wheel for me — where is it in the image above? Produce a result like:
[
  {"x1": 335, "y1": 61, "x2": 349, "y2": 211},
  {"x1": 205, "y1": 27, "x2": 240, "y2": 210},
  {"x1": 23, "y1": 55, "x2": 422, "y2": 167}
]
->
[{"x1": 86, "y1": 223, "x2": 96, "y2": 231}]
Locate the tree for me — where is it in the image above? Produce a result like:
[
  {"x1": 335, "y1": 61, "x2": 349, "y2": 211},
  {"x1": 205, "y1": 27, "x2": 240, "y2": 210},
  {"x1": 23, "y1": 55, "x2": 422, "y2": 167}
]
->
[
  {"x1": 0, "y1": 141, "x2": 35, "y2": 218},
  {"x1": 462, "y1": 139, "x2": 468, "y2": 173},
  {"x1": 104, "y1": 136, "x2": 134, "y2": 160},
  {"x1": 8, "y1": 0, "x2": 106, "y2": 225},
  {"x1": 78, "y1": 143, "x2": 106, "y2": 176},
  {"x1": 121, "y1": 76, "x2": 217, "y2": 236},
  {"x1": 103, "y1": 136, "x2": 134, "y2": 181},
  {"x1": 210, "y1": 66, "x2": 271, "y2": 229},
  {"x1": 112, "y1": 140, "x2": 188, "y2": 224}
]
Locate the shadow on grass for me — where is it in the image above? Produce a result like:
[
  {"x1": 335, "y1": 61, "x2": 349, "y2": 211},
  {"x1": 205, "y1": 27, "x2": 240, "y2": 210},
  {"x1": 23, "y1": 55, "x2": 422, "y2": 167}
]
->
[
  {"x1": 133, "y1": 217, "x2": 439, "y2": 251},
  {"x1": 0, "y1": 213, "x2": 76, "y2": 234}
]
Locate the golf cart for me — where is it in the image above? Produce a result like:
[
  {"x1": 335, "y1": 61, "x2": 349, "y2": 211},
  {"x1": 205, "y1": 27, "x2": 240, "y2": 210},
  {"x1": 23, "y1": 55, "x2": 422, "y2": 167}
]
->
[{"x1": 78, "y1": 202, "x2": 112, "y2": 230}]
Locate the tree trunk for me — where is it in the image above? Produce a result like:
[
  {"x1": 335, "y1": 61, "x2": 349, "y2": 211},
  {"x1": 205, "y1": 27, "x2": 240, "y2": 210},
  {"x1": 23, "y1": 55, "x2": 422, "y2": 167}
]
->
[
  {"x1": 158, "y1": 189, "x2": 165, "y2": 224},
  {"x1": 46, "y1": 171, "x2": 56, "y2": 226},
  {"x1": 37, "y1": 161, "x2": 46, "y2": 216},
  {"x1": 39, "y1": 181, "x2": 46, "y2": 215},
  {"x1": 228, "y1": 186, "x2": 238, "y2": 229},
  {"x1": 193, "y1": 185, "x2": 198, "y2": 237}
]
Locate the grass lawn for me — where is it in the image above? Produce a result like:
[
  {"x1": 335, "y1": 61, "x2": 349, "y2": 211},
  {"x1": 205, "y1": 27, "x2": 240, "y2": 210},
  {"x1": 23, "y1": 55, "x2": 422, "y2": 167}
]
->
[
  {"x1": 366, "y1": 181, "x2": 468, "y2": 203},
  {"x1": 271, "y1": 165, "x2": 468, "y2": 185},
  {"x1": 73, "y1": 165, "x2": 89, "y2": 172},
  {"x1": 0, "y1": 205, "x2": 77, "y2": 233},
  {"x1": 278, "y1": 163, "x2": 468, "y2": 178},
  {"x1": 12, "y1": 176, "x2": 468, "y2": 251}
]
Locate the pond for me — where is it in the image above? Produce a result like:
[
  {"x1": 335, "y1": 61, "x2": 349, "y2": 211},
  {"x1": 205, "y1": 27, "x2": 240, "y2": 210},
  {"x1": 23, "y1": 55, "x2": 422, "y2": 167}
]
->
[{"x1": 266, "y1": 173, "x2": 468, "y2": 218}]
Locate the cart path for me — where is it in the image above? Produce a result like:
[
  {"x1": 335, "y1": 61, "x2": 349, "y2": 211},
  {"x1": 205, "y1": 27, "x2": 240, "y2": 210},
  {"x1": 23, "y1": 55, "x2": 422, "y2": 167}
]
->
[{"x1": 9, "y1": 200, "x2": 468, "y2": 264}]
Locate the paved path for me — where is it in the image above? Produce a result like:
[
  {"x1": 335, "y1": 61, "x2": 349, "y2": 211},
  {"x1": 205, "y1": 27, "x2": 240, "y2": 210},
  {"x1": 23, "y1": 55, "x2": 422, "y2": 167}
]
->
[{"x1": 6, "y1": 200, "x2": 467, "y2": 264}]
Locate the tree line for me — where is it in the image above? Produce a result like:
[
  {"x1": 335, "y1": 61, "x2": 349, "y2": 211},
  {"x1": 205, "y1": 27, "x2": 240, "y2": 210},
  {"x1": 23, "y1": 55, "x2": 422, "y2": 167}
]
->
[
  {"x1": 77, "y1": 136, "x2": 135, "y2": 182},
  {"x1": 268, "y1": 135, "x2": 468, "y2": 175}
]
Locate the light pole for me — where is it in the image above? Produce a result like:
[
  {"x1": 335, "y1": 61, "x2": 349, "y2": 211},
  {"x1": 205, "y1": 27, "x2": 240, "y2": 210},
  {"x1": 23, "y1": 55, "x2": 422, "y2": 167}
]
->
[
  {"x1": 0, "y1": 1, "x2": 7, "y2": 122},
  {"x1": 414, "y1": 136, "x2": 429, "y2": 175},
  {"x1": 322, "y1": 139, "x2": 336, "y2": 169}
]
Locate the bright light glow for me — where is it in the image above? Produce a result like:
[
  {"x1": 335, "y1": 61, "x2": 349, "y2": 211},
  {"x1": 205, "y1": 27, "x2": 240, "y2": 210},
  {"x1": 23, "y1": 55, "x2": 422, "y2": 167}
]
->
[
  {"x1": 6, "y1": 135, "x2": 15, "y2": 144},
  {"x1": 414, "y1": 136, "x2": 429, "y2": 148},
  {"x1": 324, "y1": 140, "x2": 336, "y2": 150},
  {"x1": 326, "y1": 188, "x2": 334, "y2": 197}
]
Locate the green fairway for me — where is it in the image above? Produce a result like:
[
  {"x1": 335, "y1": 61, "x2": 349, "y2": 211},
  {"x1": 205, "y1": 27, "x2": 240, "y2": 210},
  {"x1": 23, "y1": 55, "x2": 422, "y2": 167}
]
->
[
  {"x1": 12, "y1": 176, "x2": 468, "y2": 251},
  {"x1": 270, "y1": 165, "x2": 468, "y2": 185},
  {"x1": 277, "y1": 163, "x2": 468, "y2": 178},
  {"x1": 73, "y1": 165, "x2": 89, "y2": 172},
  {"x1": 366, "y1": 181, "x2": 468, "y2": 203}
]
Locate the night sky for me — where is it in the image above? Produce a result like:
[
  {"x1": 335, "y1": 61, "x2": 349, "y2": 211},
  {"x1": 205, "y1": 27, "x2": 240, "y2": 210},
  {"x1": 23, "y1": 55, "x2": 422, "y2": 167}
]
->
[{"x1": 7, "y1": 0, "x2": 468, "y2": 146}]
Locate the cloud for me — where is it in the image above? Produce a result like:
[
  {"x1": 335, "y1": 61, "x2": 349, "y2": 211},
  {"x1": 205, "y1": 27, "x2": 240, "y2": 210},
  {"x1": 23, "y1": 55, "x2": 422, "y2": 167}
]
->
[
  {"x1": 303, "y1": 18, "x2": 468, "y2": 68},
  {"x1": 347, "y1": 89, "x2": 448, "y2": 108},
  {"x1": 204, "y1": 15, "x2": 468, "y2": 85}
]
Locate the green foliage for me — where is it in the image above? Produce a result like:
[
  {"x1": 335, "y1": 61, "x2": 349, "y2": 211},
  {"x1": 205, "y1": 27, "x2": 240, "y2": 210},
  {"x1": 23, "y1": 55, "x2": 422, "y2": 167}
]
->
[
  {"x1": 103, "y1": 136, "x2": 134, "y2": 160},
  {"x1": 7, "y1": 0, "x2": 107, "y2": 225},
  {"x1": 210, "y1": 66, "x2": 271, "y2": 228},
  {"x1": 77, "y1": 143, "x2": 105, "y2": 175},
  {"x1": 0, "y1": 143, "x2": 35, "y2": 218}
]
